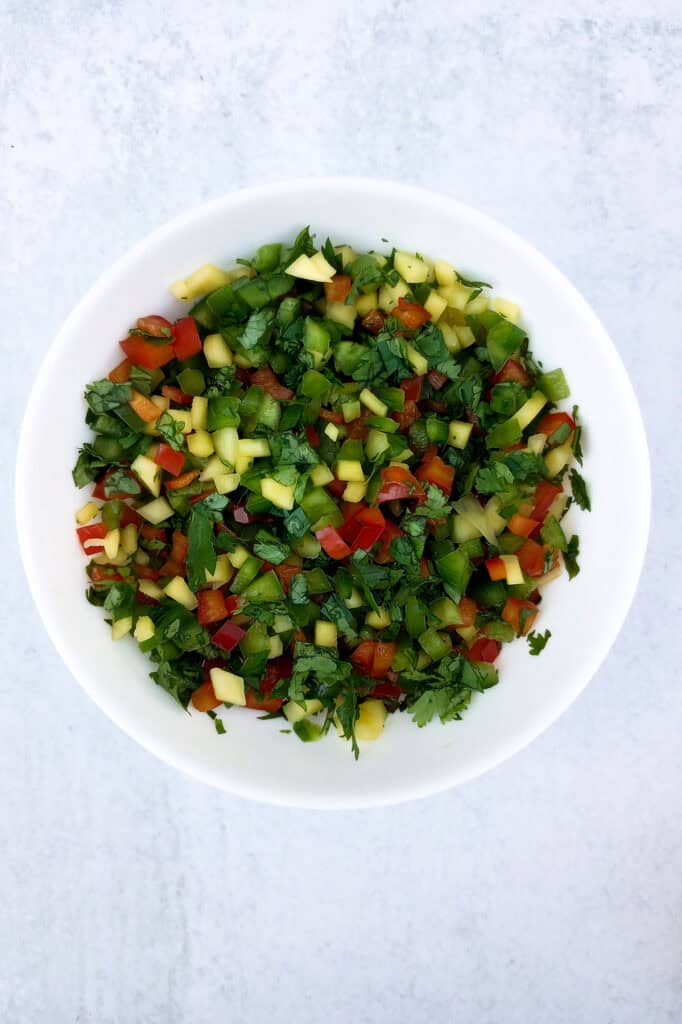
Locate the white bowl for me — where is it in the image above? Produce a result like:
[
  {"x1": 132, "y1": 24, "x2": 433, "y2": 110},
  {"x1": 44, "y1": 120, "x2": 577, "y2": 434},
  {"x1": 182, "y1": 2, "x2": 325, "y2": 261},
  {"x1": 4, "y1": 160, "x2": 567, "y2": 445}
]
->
[{"x1": 15, "y1": 179, "x2": 650, "y2": 808}]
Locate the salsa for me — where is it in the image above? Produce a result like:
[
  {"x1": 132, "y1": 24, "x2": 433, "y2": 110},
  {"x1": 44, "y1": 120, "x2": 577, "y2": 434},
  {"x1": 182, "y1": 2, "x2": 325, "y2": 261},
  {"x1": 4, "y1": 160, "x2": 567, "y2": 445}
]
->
[{"x1": 73, "y1": 229, "x2": 589, "y2": 754}]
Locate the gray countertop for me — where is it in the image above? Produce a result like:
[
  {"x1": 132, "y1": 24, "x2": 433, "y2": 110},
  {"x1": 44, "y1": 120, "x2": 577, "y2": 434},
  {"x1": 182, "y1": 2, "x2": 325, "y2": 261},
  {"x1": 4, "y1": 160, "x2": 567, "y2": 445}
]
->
[{"x1": 2, "y1": 2, "x2": 680, "y2": 1022}]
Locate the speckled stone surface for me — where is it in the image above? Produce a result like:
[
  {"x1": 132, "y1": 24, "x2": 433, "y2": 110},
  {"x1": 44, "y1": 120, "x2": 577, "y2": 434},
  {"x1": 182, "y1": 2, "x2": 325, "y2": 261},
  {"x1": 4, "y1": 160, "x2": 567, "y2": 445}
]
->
[{"x1": 2, "y1": 3, "x2": 681, "y2": 1022}]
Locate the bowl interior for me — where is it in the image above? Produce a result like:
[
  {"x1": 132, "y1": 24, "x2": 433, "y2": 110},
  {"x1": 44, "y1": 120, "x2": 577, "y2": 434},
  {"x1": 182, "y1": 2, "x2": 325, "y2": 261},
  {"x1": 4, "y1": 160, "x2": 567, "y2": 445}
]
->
[{"x1": 16, "y1": 179, "x2": 650, "y2": 808}]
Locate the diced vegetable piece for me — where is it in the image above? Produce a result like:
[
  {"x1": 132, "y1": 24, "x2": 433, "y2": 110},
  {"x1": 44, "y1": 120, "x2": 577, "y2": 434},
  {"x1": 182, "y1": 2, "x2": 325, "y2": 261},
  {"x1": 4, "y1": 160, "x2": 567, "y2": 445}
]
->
[
  {"x1": 545, "y1": 442, "x2": 573, "y2": 477},
  {"x1": 324, "y1": 422, "x2": 340, "y2": 442},
  {"x1": 261, "y1": 477, "x2": 296, "y2": 510},
  {"x1": 138, "y1": 497, "x2": 174, "y2": 524},
  {"x1": 502, "y1": 598, "x2": 538, "y2": 636},
  {"x1": 166, "y1": 409, "x2": 192, "y2": 433},
  {"x1": 164, "y1": 576, "x2": 198, "y2": 611},
  {"x1": 315, "y1": 621, "x2": 338, "y2": 647},
  {"x1": 360, "y1": 388, "x2": 388, "y2": 417},
  {"x1": 191, "y1": 395, "x2": 208, "y2": 431},
  {"x1": 513, "y1": 391, "x2": 547, "y2": 432},
  {"x1": 394, "y1": 251, "x2": 430, "y2": 283},
  {"x1": 205, "y1": 554, "x2": 233, "y2": 586},
  {"x1": 131, "y1": 454, "x2": 162, "y2": 496},
  {"x1": 170, "y1": 263, "x2": 231, "y2": 301},
  {"x1": 133, "y1": 616, "x2": 155, "y2": 643},
  {"x1": 187, "y1": 430, "x2": 214, "y2": 458},
  {"x1": 448, "y1": 421, "x2": 473, "y2": 449},
  {"x1": 310, "y1": 463, "x2": 334, "y2": 487},
  {"x1": 284, "y1": 698, "x2": 323, "y2": 724},
  {"x1": 76, "y1": 501, "x2": 99, "y2": 525},
  {"x1": 342, "y1": 481, "x2": 367, "y2": 503},
  {"x1": 365, "y1": 606, "x2": 391, "y2": 630},
  {"x1": 423, "y1": 291, "x2": 447, "y2": 322},
  {"x1": 492, "y1": 297, "x2": 521, "y2": 322},
  {"x1": 406, "y1": 344, "x2": 428, "y2": 376},
  {"x1": 285, "y1": 251, "x2": 336, "y2": 282},
  {"x1": 355, "y1": 699, "x2": 387, "y2": 741},
  {"x1": 342, "y1": 400, "x2": 362, "y2": 422},
  {"x1": 238, "y1": 438, "x2": 271, "y2": 458},
  {"x1": 212, "y1": 620, "x2": 246, "y2": 652},
  {"x1": 204, "y1": 333, "x2": 233, "y2": 368},
  {"x1": 209, "y1": 668, "x2": 246, "y2": 705},
  {"x1": 111, "y1": 617, "x2": 133, "y2": 641}
]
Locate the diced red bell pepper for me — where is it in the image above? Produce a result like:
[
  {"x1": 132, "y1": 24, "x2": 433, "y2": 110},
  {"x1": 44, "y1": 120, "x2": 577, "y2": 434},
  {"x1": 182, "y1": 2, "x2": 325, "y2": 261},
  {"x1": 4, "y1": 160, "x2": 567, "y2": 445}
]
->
[
  {"x1": 374, "y1": 521, "x2": 402, "y2": 563},
  {"x1": 393, "y1": 297, "x2": 431, "y2": 330},
  {"x1": 223, "y1": 594, "x2": 242, "y2": 616},
  {"x1": 119, "y1": 504, "x2": 143, "y2": 528},
  {"x1": 191, "y1": 680, "x2": 222, "y2": 712},
  {"x1": 393, "y1": 399, "x2": 420, "y2": 433},
  {"x1": 129, "y1": 390, "x2": 162, "y2": 423},
  {"x1": 537, "y1": 411, "x2": 575, "y2": 444},
  {"x1": 120, "y1": 335, "x2": 175, "y2": 369},
  {"x1": 108, "y1": 358, "x2": 131, "y2": 383},
  {"x1": 162, "y1": 384, "x2": 193, "y2": 405},
  {"x1": 348, "y1": 507, "x2": 386, "y2": 551},
  {"x1": 323, "y1": 274, "x2": 352, "y2": 303},
  {"x1": 211, "y1": 620, "x2": 246, "y2": 652},
  {"x1": 197, "y1": 590, "x2": 229, "y2": 626},
  {"x1": 370, "y1": 681, "x2": 402, "y2": 701},
  {"x1": 400, "y1": 375, "x2": 424, "y2": 402},
  {"x1": 171, "y1": 317, "x2": 202, "y2": 361},
  {"x1": 360, "y1": 309, "x2": 386, "y2": 335},
  {"x1": 166, "y1": 469, "x2": 200, "y2": 491},
  {"x1": 76, "y1": 522, "x2": 108, "y2": 553},
  {"x1": 305, "y1": 425, "x2": 320, "y2": 447},
  {"x1": 273, "y1": 561, "x2": 303, "y2": 594},
  {"x1": 466, "y1": 637, "x2": 502, "y2": 663},
  {"x1": 261, "y1": 655, "x2": 293, "y2": 693},
  {"x1": 415, "y1": 455, "x2": 455, "y2": 497},
  {"x1": 427, "y1": 369, "x2": 448, "y2": 390},
  {"x1": 485, "y1": 557, "x2": 507, "y2": 582},
  {"x1": 137, "y1": 315, "x2": 173, "y2": 337},
  {"x1": 490, "y1": 358, "x2": 531, "y2": 388},
  {"x1": 507, "y1": 513, "x2": 540, "y2": 538},
  {"x1": 325, "y1": 477, "x2": 347, "y2": 499},
  {"x1": 161, "y1": 530, "x2": 188, "y2": 577},
  {"x1": 376, "y1": 465, "x2": 424, "y2": 504},
  {"x1": 316, "y1": 526, "x2": 352, "y2": 560},
  {"x1": 154, "y1": 443, "x2": 186, "y2": 477},
  {"x1": 532, "y1": 482, "x2": 562, "y2": 522},
  {"x1": 502, "y1": 598, "x2": 538, "y2": 636},
  {"x1": 516, "y1": 539, "x2": 546, "y2": 578},
  {"x1": 251, "y1": 366, "x2": 295, "y2": 401}
]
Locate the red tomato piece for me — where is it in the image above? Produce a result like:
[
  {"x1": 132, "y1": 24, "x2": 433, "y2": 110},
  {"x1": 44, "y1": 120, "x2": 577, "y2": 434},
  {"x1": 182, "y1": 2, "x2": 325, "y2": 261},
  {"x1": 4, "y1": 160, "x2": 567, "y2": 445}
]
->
[
  {"x1": 273, "y1": 561, "x2": 303, "y2": 594},
  {"x1": 393, "y1": 297, "x2": 431, "y2": 330},
  {"x1": 261, "y1": 655, "x2": 293, "y2": 694},
  {"x1": 326, "y1": 478, "x2": 347, "y2": 499},
  {"x1": 427, "y1": 369, "x2": 448, "y2": 390},
  {"x1": 171, "y1": 317, "x2": 202, "y2": 361},
  {"x1": 136, "y1": 315, "x2": 173, "y2": 337},
  {"x1": 251, "y1": 366, "x2": 295, "y2": 401},
  {"x1": 360, "y1": 309, "x2": 387, "y2": 335},
  {"x1": 191, "y1": 680, "x2": 222, "y2": 712},
  {"x1": 211, "y1": 620, "x2": 246, "y2": 652},
  {"x1": 319, "y1": 408, "x2": 344, "y2": 424},
  {"x1": 400, "y1": 375, "x2": 424, "y2": 402},
  {"x1": 197, "y1": 590, "x2": 229, "y2": 626},
  {"x1": 349, "y1": 507, "x2": 386, "y2": 552},
  {"x1": 316, "y1": 526, "x2": 352, "y2": 560},
  {"x1": 466, "y1": 638, "x2": 502, "y2": 663},
  {"x1": 350, "y1": 640, "x2": 376, "y2": 675},
  {"x1": 119, "y1": 504, "x2": 143, "y2": 528},
  {"x1": 244, "y1": 690, "x2": 284, "y2": 713},
  {"x1": 374, "y1": 521, "x2": 402, "y2": 563},
  {"x1": 76, "y1": 522, "x2": 108, "y2": 553},
  {"x1": 162, "y1": 384, "x2": 193, "y2": 405},
  {"x1": 502, "y1": 598, "x2": 538, "y2": 636},
  {"x1": 371, "y1": 642, "x2": 396, "y2": 679},
  {"x1": 376, "y1": 465, "x2": 424, "y2": 504},
  {"x1": 457, "y1": 596, "x2": 478, "y2": 628},
  {"x1": 490, "y1": 359, "x2": 531, "y2": 388},
  {"x1": 393, "y1": 399, "x2": 420, "y2": 433},
  {"x1": 305, "y1": 425, "x2": 320, "y2": 447},
  {"x1": 108, "y1": 358, "x2": 131, "y2": 383},
  {"x1": 324, "y1": 274, "x2": 352, "y2": 303},
  {"x1": 415, "y1": 455, "x2": 455, "y2": 497},
  {"x1": 532, "y1": 482, "x2": 563, "y2": 522},
  {"x1": 537, "y1": 411, "x2": 575, "y2": 444},
  {"x1": 370, "y1": 681, "x2": 402, "y2": 701},
  {"x1": 120, "y1": 335, "x2": 175, "y2": 369},
  {"x1": 154, "y1": 443, "x2": 186, "y2": 477},
  {"x1": 140, "y1": 524, "x2": 167, "y2": 542},
  {"x1": 135, "y1": 565, "x2": 161, "y2": 580},
  {"x1": 516, "y1": 539, "x2": 546, "y2": 578},
  {"x1": 507, "y1": 513, "x2": 540, "y2": 538}
]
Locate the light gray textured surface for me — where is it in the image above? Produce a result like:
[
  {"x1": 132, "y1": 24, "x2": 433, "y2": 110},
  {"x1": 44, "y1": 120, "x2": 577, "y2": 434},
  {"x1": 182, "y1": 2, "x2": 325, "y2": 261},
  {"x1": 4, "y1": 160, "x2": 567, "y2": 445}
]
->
[{"x1": 2, "y1": 2, "x2": 681, "y2": 1022}]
